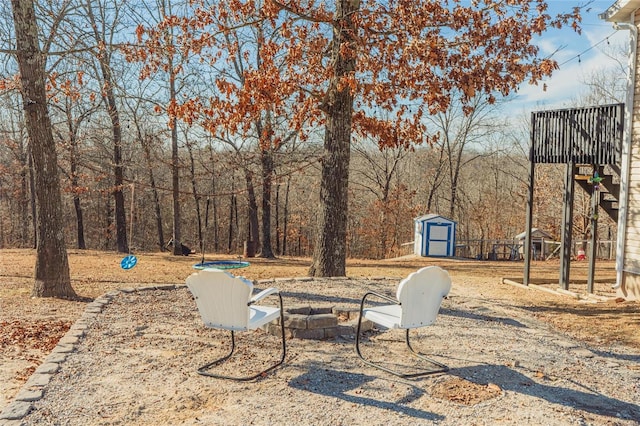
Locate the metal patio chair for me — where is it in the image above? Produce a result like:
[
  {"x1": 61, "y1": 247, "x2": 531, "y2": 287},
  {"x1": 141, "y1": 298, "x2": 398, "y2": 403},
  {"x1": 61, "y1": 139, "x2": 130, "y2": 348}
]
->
[
  {"x1": 355, "y1": 266, "x2": 451, "y2": 378},
  {"x1": 186, "y1": 268, "x2": 286, "y2": 381}
]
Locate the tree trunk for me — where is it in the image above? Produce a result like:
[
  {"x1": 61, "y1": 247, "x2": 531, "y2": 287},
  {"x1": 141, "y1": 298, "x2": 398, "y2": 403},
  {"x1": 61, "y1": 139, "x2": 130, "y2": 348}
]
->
[
  {"x1": 69, "y1": 128, "x2": 86, "y2": 249},
  {"x1": 208, "y1": 147, "x2": 219, "y2": 252},
  {"x1": 109, "y1": 91, "x2": 127, "y2": 253},
  {"x1": 282, "y1": 175, "x2": 291, "y2": 256},
  {"x1": 19, "y1": 144, "x2": 29, "y2": 246},
  {"x1": 259, "y1": 148, "x2": 275, "y2": 258},
  {"x1": 275, "y1": 181, "x2": 281, "y2": 255},
  {"x1": 186, "y1": 140, "x2": 203, "y2": 254},
  {"x1": 11, "y1": 0, "x2": 75, "y2": 298},
  {"x1": 28, "y1": 149, "x2": 36, "y2": 248},
  {"x1": 309, "y1": 0, "x2": 358, "y2": 277},
  {"x1": 228, "y1": 176, "x2": 236, "y2": 252},
  {"x1": 72, "y1": 194, "x2": 86, "y2": 250},
  {"x1": 141, "y1": 135, "x2": 165, "y2": 251},
  {"x1": 243, "y1": 167, "x2": 259, "y2": 250},
  {"x1": 228, "y1": 194, "x2": 235, "y2": 252},
  {"x1": 170, "y1": 91, "x2": 182, "y2": 255}
]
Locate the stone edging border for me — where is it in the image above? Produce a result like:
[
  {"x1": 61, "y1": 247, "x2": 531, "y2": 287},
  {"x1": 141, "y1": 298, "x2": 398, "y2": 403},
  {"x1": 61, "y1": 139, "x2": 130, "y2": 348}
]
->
[{"x1": 0, "y1": 276, "x2": 398, "y2": 423}]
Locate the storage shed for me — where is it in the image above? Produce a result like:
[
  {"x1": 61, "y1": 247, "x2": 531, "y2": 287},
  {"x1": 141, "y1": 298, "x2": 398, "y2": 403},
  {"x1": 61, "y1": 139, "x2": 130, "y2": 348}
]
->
[{"x1": 414, "y1": 214, "x2": 457, "y2": 257}]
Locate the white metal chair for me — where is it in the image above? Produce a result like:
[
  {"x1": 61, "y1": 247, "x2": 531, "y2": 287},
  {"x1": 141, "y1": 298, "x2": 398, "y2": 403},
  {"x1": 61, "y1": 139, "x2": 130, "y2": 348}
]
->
[
  {"x1": 186, "y1": 268, "x2": 286, "y2": 381},
  {"x1": 355, "y1": 266, "x2": 451, "y2": 378}
]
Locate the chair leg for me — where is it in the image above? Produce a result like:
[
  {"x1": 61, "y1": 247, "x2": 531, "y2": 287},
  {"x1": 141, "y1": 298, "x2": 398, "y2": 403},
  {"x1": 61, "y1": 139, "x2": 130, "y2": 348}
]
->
[
  {"x1": 197, "y1": 295, "x2": 287, "y2": 381},
  {"x1": 356, "y1": 310, "x2": 448, "y2": 378},
  {"x1": 404, "y1": 329, "x2": 449, "y2": 376}
]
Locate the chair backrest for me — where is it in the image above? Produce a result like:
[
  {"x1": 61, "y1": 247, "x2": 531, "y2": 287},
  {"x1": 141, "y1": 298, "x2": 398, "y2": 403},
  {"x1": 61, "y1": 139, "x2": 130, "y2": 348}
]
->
[
  {"x1": 395, "y1": 266, "x2": 451, "y2": 328},
  {"x1": 186, "y1": 269, "x2": 254, "y2": 331}
]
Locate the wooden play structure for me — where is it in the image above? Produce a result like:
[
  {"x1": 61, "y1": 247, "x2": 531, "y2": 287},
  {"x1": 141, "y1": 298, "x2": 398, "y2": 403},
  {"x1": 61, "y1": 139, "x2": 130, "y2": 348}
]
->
[{"x1": 523, "y1": 103, "x2": 624, "y2": 292}]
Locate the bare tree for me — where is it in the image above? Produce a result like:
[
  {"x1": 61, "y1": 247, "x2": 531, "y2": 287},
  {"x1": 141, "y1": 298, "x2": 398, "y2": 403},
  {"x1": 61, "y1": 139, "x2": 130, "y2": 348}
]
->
[
  {"x1": 83, "y1": 0, "x2": 129, "y2": 253},
  {"x1": 425, "y1": 95, "x2": 504, "y2": 220},
  {"x1": 352, "y1": 139, "x2": 411, "y2": 257}
]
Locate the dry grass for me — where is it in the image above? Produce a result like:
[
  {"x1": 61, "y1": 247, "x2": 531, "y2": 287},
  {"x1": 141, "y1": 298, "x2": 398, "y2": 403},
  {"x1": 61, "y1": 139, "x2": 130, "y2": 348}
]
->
[{"x1": 1, "y1": 248, "x2": 638, "y2": 349}]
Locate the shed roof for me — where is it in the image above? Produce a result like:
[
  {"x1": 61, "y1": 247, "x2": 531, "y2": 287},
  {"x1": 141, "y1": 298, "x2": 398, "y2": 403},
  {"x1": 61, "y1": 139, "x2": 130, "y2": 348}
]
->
[
  {"x1": 414, "y1": 214, "x2": 456, "y2": 223},
  {"x1": 600, "y1": 0, "x2": 640, "y2": 22},
  {"x1": 514, "y1": 228, "x2": 552, "y2": 241}
]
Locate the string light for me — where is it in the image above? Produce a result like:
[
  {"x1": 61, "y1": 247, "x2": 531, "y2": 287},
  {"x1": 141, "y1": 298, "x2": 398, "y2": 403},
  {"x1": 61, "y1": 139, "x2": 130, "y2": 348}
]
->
[{"x1": 559, "y1": 31, "x2": 618, "y2": 67}]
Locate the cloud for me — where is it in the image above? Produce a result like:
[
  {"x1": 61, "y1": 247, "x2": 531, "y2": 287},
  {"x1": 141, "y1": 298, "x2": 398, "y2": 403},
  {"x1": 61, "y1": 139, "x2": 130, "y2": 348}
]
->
[{"x1": 508, "y1": 25, "x2": 628, "y2": 112}]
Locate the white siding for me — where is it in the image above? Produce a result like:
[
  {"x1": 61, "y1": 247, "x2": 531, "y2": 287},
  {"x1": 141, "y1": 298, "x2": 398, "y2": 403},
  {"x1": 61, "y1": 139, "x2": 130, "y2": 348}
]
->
[{"x1": 622, "y1": 13, "x2": 640, "y2": 298}]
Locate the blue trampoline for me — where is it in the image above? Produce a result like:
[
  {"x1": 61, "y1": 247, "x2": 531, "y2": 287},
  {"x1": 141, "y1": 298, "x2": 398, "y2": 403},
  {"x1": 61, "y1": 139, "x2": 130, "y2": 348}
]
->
[{"x1": 193, "y1": 260, "x2": 250, "y2": 270}]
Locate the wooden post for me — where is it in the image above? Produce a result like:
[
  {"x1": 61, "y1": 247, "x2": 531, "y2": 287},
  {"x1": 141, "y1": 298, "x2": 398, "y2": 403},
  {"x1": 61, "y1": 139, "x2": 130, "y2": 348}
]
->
[
  {"x1": 523, "y1": 124, "x2": 536, "y2": 286},
  {"x1": 559, "y1": 163, "x2": 575, "y2": 291},
  {"x1": 587, "y1": 167, "x2": 599, "y2": 293}
]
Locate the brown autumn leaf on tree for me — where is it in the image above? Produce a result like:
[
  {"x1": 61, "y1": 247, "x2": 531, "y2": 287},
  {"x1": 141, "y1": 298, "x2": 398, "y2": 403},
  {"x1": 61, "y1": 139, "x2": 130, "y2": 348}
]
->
[{"x1": 127, "y1": 0, "x2": 581, "y2": 276}]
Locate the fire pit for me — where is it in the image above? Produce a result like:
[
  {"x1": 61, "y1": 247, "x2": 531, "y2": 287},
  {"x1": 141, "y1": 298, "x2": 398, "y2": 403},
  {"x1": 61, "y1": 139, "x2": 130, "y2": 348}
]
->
[{"x1": 263, "y1": 305, "x2": 373, "y2": 340}]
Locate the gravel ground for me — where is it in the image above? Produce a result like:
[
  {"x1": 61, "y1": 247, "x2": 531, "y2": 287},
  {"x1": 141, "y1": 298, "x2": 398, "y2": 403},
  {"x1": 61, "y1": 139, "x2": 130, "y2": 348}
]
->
[{"x1": 2, "y1": 277, "x2": 640, "y2": 426}]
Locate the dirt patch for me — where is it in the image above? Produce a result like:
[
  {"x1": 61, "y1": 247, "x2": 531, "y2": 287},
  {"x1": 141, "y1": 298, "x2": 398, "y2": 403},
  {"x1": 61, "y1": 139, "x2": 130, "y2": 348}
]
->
[{"x1": 430, "y1": 377, "x2": 503, "y2": 405}]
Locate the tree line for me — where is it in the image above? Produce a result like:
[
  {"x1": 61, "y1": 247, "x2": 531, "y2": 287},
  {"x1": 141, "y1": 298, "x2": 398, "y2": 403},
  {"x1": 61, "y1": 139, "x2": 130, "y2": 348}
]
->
[{"x1": 1, "y1": 0, "x2": 617, "y2": 298}]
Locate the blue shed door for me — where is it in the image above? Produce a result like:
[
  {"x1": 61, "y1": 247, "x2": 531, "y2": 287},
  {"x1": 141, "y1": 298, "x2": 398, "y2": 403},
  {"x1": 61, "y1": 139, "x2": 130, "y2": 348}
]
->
[{"x1": 424, "y1": 222, "x2": 453, "y2": 256}]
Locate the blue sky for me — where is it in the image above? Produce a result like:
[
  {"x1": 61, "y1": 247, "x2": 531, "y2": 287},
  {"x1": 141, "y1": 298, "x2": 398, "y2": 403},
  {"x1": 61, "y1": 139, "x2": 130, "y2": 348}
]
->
[{"x1": 512, "y1": 0, "x2": 629, "y2": 113}]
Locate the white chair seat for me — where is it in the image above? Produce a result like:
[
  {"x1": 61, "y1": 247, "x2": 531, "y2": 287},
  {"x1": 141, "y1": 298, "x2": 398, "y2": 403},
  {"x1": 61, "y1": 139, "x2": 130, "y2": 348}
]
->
[
  {"x1": 249, "y1": 305, "x2": 281, "y2": 329},
  {"x1": 362, "y1": 305, "x2": 402, "y2": 329}
]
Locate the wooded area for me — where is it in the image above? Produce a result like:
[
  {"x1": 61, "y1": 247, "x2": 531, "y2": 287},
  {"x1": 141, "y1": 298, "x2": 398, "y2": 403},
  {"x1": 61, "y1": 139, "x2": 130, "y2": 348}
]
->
[{"x1": 0, "y1": 1, "x2": 625, "y2": 296}]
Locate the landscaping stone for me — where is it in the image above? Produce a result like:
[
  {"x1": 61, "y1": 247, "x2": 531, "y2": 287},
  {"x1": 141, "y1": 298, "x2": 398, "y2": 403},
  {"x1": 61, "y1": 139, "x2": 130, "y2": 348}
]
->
[
  {"x1": 24, "y1": 374, "x2": 52, "y2": 388},
  {"x1": 57, "y1": 335, "x2": 79, "y2": 346},
  {"x1": 0, "y1": 402, "x2": 32, "y2": 420},
  {"x1": 51, "y1": 344, "x2": 74, "y2": 354},
  {"x1": 34, "y1": 363, "x2": 59, "y2": 375},
  {"x1": 290, "y1": 328, "x2": 325, "y2": 339},
  {"x1": 44, "y1": 353, "x2": 66, "y2": 364},
  {"x1": 309, "y1": 307, "x2": 333, "y2": 314},
  {"x1": 306, "y1": 314, "x2": 337, "y2": 329},
  {"x1": 14, "y1": 390, "x2": 43, "y2": 403},
  {"x1": 284, "y1": 314, "x2": 308, "y2": 329},
  {"x1": 155, "y1": 284, "x2": 176, "y2": 290},
  {"x1": 287, "y1": 306, "x2": 312, "y2": 315},
  {"x1": 65, "y1": 328, "x2": 85, "y2": 338},
  {"x1": 0, "y1": 419, "x2": 25, "y2": 426},
  {"x1": 323, "y1": 327, "x2": 341, "y2": 338}
]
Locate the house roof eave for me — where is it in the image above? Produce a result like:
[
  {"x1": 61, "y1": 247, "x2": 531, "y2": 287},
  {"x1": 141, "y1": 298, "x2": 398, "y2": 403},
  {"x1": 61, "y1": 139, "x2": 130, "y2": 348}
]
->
[{"x1": 600, "y1": 0, "x2": 640, "y2": 22}]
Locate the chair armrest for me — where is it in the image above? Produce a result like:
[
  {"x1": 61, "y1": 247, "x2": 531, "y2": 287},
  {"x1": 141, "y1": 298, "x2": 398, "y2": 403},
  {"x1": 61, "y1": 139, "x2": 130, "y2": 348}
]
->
[
  {"x1": 357, "y1": 290, "x2": 399, "y2": 320},
  {"x1": 249, "y1": 287, "x2": 280, "y2": 305},
  {"x1": 360, "y1": 291, "x2": 398, "y2": 306}
]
